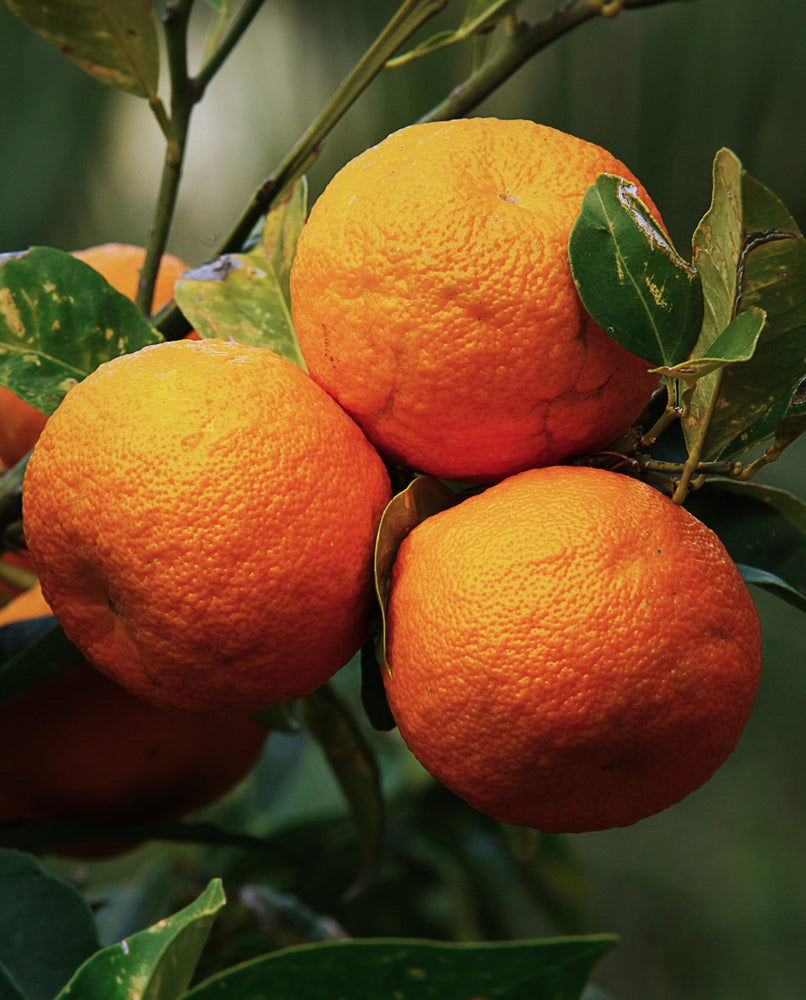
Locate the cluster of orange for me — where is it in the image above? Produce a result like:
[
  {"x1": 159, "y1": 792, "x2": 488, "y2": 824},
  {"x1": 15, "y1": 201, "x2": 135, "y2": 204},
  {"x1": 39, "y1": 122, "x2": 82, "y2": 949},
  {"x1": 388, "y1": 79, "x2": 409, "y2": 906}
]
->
[{"x1": 3, "y1": 119, "x2": 762, "y2": 847}]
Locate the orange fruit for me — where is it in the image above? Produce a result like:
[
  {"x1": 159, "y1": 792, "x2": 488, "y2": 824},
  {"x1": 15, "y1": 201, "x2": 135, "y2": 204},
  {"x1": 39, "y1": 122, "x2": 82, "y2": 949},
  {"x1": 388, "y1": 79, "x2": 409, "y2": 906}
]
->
[
  {"x1": 0, "y1": 584, "x2": 268, "y2": 854},
  {"x1": 71, "y1": 241, "x2": 189, "y2": 313},
  {"x1": 290, "y1": 117, "x2": 661, "y2": 484},
  {"x1": 383, "y1": 466, "x2": 762, "y2": 833},
  {"x1": 0, "y1": 243, "x2": 190, "y2": 470},
  {"x1": 22, "y1": 338, "x2": 391, "y2": 713}
]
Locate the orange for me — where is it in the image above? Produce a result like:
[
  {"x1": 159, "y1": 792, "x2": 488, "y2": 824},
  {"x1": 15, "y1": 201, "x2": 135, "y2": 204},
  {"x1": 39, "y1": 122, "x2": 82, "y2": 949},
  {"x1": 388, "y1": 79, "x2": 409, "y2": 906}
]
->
[
  {"x1": 290, "y1": 117, "x2": 661, "y2": 484},
  {"x1": 383, "y1": 466, "x2": 762, "y2": 833},
  {"x1": 22, "y1": 338, "x2": 391, "y2": 713},
  {"x1": 0, "y1": 242, "x2": 190, "y2": 469},
  {"x1": 0, "y1": 584, "x2": 268, "y2": 854},
  {"x1": 71, "y1": 242, "x2": 189, "y2": 313}
]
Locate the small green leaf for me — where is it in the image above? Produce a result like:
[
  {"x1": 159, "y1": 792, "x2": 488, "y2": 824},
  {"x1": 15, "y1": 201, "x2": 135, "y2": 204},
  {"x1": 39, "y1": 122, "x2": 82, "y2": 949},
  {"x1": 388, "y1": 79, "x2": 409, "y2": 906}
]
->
[
  {"x1": 56, "y1": 879, "x2": 226, "y2": 1000},
  {"x1": 651, "y1": 306, "x2": 764, "y2": 381},
  {"x1": 175, "y1": 182, "x2": 307, "y2": 366},
  {"x1": 569, "y1": 174, "x2": 703, "y2": 368},
  {"x1": 0, "y1": 247, "x2": 162, "y2": 415},
  {"x1": 373, "y1": 476, "x2": 458, "y2": 672},
  {"x1": 685, "y1": 479, "x2": 806, "y2": 612},
  {"x1": 0, "y1": 849, "x2": 100, "y2": 1000},
  {"x1": 386, "y1": 0, "x2": 521, "y2": 68},
  {"x1": 185, "y1": 935, "x2": 618, "y2": 1000},
  {"x1": 3, "y1": 0, "x2": 160, "y2": 97},
  {"x1": 301, "y1": 683, "x2": 385, "y2": 898}
]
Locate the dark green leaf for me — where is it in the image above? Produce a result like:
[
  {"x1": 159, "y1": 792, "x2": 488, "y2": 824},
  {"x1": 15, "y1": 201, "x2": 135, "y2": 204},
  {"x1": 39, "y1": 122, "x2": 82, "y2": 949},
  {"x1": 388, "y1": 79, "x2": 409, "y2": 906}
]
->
[
  {"x1": 360, "y1": 638, "x2": 397, "y2": 732},
  {"x1": 0, "y1": 247, "x2": 162, "y2": 415},
  {"x1": 685, "y1": 151, "x2": 806, "y2": 460},
  {"x1": 300, "y1": 683, "x2": 385, "y2": 899},
  {"x1": 569, "y1": 174, "x2": 703, "y2": 368},
  {"x1": 0, "y1": 849, "x2": 100, "y2": 1000},
  {"x1": 0, "y1": 619, "x2": 85, "y2": 707},
  {"x1": 175, "y1": 182, "x2": 307, "y2": 365},
  {"x1": 373, "y1": 476, "x2": 458, "y2": 672},
  {"x1": 685, "y1": 479, "x2": 806, "y2": 611},
  {"x1": 3, "y1": 0, "x2": 160, "y2": 97},
  {"x1": 185, "y1": 935, "x2": 618, "y2": 1000},
  {"x1": 56, "y1": 879, "x2": 225, "y2": 1000}
]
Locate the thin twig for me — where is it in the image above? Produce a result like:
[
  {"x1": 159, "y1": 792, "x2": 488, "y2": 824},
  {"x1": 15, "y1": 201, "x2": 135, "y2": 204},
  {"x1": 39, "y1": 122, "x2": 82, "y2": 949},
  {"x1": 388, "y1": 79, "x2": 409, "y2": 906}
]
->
[{"x1": 419, "y1": 0, "x2": 688, "y2": 123}]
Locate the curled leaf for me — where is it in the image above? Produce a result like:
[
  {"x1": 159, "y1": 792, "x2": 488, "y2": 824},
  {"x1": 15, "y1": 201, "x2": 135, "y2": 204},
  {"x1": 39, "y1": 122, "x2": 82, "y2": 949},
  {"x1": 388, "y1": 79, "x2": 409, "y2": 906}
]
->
[{"x1": 373, "y1": 476, "x2": 458, "y2": 672}]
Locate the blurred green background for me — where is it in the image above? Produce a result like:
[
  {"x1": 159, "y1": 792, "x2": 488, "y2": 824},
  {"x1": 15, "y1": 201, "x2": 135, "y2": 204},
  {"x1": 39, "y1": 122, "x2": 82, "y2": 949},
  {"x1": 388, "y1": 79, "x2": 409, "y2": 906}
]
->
[{"x1": 2, "y1": 1, "x2": 805, "y2": 998}]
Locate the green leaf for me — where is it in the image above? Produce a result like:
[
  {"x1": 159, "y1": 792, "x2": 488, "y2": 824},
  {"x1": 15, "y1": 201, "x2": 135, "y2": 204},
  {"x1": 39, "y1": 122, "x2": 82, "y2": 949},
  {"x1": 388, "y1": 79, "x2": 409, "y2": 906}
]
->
[
  {"x1": 569, "y1": 174, "x2": 703, "y2": 368},
  {"x1": 300, "y1": 683, "x2": 385, "y2": 899},
  {"x1": 651, "y1": 306, "x2": 764, "y2": 381},
  {"x1": 373, "y1": 476, "x2": 458, "y2": 672},
  {"x1": 685, "y1": 479, "x2": 806, "y2": 611},
  {"x1": 386, "y1": 0, "x2": 520, "y2": 69},
  {"x1": 0, "y1": 849, "x2": 100, "y2": 1000},
  {"x1": 185, "y1": 935, "x2": 618, "y2": 1000},
  {"x1": 56, "y1": 879, "x2": 226, "y2": 1000},
  {"x1": 175, "y1": 182, "x2": 307, "y2": 366},
  {"x1": 3, "y1": 0, "x2": 160, "y2": 97},
  {"x1": 0, "y1": 247, "x2": 162, "y2": 415},
  {"x1": 684, "y1": 151, "x2": 806, "y2": 460}
]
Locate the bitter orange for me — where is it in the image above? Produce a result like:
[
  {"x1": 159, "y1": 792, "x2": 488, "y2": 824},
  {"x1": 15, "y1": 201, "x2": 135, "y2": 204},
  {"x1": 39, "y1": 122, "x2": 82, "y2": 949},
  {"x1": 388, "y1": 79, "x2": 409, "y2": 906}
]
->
[
  {"x1": 383, "y1": 466, "x2": 762, "y2": 832},
  {"x1": 0, "y1": 242, "x2": 190, "y2": 469},
  {"x1": 0, "y1": 584, "x2": 268, "y2": 854},
  {"x1": 22, "y1": 339, "x2": 391, "y2": 712},
  {"x1": 290, "y1": 117, "x2": 660, "y2": 483}
]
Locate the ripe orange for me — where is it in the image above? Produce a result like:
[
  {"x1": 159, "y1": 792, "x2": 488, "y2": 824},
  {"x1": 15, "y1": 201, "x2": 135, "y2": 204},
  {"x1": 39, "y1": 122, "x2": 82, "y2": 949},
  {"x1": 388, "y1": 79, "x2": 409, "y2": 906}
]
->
[
  {"x1": 22, "y1": 338, "x2": 391, "y2": 713},
  {"x1": 290, "y1": 117, "x2": 660, "y2": 484},
  {"x1": 0, "y1": 584, "x2": 268, "y2": 853},
  {"x1": 0, "y1": 242, "x2": 190, "y2": 470},
  {"x1": 71, "y1": 242, "x2": 189, "y2": 313},
  {"x1": 383, "y1": 466, "x2": 762, "y2": 833}
]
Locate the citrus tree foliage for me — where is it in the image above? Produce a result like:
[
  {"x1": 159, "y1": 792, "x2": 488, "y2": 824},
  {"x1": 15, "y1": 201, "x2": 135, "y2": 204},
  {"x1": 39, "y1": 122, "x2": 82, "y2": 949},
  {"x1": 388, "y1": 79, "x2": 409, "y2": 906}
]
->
[{"x1": 0, "y1": 0, "x2": 804, "y2": 999}]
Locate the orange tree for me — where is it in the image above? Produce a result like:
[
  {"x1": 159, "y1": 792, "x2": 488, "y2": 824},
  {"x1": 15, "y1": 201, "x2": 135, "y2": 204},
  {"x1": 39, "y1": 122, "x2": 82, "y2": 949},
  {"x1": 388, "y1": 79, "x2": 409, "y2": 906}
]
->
[{"x1": 0, "y1": 1, "x2": 805, "y2": 999}]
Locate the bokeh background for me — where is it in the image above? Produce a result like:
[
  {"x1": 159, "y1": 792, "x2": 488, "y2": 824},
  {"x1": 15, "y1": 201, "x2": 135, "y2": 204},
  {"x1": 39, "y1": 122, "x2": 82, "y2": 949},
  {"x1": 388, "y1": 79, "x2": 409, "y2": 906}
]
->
[{"x1": 2, "y1": 1, "x2": 805, "y2": 998}]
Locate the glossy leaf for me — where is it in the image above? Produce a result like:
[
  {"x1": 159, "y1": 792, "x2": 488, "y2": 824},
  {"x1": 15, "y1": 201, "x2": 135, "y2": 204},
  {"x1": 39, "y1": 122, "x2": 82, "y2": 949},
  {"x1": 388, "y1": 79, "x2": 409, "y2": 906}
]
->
[
  {"x1": 56, "y1": 879, "x2": 225, "y2": 1000},
  {"x1": 3, "y1": 0, "x2": 160, "y2": 97},
  {"x1": 300, "y1": 683, "x2": 385, "y2": 898},
  {"x1": 685, "y1": 151, "x2": 806, "y2": 460},
  {"x1": 185, "y1": 935, "x2": 618, "y2": 1000},
  {"x1": 0, "y1": 849, "x2": 100, "y2": 1000},
  {"x1": 0, "y1": 247, "x2": 162, "y2": 415},
  {"x1": 373, "y1": 476, "x2": 458, "y2": 672},
  {"x1": 569, "y1": 174, "x2": 703, "y2": 368},
  {"x1": 685, "y1": 479, "x2": 806, "y2": 611}
]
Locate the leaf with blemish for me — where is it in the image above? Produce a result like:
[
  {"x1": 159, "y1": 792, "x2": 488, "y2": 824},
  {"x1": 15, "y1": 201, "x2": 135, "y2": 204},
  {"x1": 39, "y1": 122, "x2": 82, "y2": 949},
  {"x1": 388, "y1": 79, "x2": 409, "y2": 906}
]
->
[
  {"x1": 569, "y1": 173, "x2": 703, "y2": 369},
  {"x1": 3, "y1": 0, "x2": 160, "y2": 97},
  {"x1": 0, "y1": 247, "x2": 162, "y2": 415},
  {"x1": 684, "y1": 150, "x2": 806, "y2": 460},
  {"x1": 185, "y1": 934, "x2": 618, "y2": 1000},
  {"x1": 55, "y1": 879, "x2": 225, "y2": 1000},
  {"x1": 175, "y1": 182, "x2": 307, "y2": 366}
]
